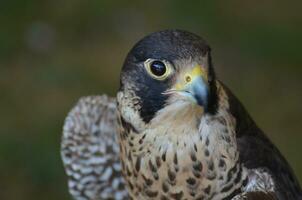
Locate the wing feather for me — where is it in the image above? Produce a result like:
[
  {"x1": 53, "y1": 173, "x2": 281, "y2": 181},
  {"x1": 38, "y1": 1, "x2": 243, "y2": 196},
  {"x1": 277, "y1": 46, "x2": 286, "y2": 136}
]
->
[
  {"x1": 221, "y1": 82, "x2": 302, "y2": 199},
  {"x1": 232, "y1": 191, "x2": 277, "y2": 200},
  {"x1": 61, "y1": 95, "x2": 128, "y2": 200}
]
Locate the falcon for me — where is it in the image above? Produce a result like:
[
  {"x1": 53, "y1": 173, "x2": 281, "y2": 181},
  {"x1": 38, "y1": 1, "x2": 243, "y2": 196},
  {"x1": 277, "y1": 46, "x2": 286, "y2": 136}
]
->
[{"x1": 61, "y1": 30, "x2": 302, "y2": 200}]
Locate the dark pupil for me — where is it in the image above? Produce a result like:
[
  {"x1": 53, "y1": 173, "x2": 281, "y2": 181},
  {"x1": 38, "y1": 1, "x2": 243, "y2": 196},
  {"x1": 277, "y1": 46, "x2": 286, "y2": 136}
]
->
[{"x1": 150, "y1": 61, "x2": 166, "y2": 76}]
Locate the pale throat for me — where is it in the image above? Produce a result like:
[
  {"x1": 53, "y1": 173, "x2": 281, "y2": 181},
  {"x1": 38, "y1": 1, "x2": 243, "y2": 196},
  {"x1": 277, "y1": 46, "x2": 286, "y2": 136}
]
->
[
  {"x1": 139, "y1": 100, "x2": 204, "y2": 157},
  {"x1": 118, "y1": 81, "x2": 239, "y2": 163},
  {"x1": 141, "y1": 89, "x2": 239, "y2": 164},
  {"x1": 148, "y1": 100, "x2": 203, "y2": 137}
]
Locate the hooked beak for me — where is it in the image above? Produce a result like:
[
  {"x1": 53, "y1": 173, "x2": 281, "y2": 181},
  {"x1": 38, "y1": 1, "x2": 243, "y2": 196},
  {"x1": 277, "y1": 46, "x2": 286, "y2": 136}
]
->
[
  {"x1": 186, "y1": 76, "x2": 209, "y2": 108},
  {"x1": 164, "y1": 65, "x2": 209, "y2": 108}
]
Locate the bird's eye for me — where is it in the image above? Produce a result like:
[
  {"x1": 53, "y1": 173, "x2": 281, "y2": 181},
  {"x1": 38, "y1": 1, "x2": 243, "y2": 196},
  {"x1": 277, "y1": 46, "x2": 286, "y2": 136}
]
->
[
  {"x1": 150, "y1": 61, "x2": 166, "y2": 76},
  {"x1": 144, "y1": 59, "x2": 172, "y2": 80}
]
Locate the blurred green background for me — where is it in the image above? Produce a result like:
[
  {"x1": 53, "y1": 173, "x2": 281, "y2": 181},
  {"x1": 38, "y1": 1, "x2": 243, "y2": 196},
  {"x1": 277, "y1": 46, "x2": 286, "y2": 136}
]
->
[{"x1": 0, "y1": 1, "x2": 301, "y2": 199}]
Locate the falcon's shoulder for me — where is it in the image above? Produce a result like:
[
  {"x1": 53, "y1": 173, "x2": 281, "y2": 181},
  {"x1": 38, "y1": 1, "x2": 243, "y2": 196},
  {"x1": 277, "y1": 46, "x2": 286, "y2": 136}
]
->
[
  {"x1": 232, "y1": 191, "x2": 277, "y2": 200},
  {"x1": 219, "y1": 82, "x2": 302, "y2": 199},
  {"x1": 61, "y1": 95, "x2": 128, "y2": 200}
]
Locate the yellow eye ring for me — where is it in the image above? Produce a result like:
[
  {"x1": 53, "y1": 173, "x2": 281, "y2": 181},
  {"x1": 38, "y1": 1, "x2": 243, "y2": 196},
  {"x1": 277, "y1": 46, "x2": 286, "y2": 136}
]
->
[{"x1": 144, "y1": 59, "x2": 173, "y2": 80}]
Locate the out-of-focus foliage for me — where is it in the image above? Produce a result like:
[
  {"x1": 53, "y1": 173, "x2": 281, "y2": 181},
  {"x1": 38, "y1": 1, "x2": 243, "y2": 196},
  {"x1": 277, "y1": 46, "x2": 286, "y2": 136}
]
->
[{"x1": 0, "y1": 1, "x2": 301, "y2": 199}]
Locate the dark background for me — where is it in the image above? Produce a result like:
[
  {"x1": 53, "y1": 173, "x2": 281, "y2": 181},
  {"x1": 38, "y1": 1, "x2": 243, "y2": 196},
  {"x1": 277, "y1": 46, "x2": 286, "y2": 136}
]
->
[{"x1": 0, "y1": 1, "x2": 301, "y2": 199}]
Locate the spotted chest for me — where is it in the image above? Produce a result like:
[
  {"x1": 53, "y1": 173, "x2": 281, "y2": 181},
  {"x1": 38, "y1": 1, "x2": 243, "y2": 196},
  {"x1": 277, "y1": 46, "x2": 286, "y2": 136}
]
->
[
  {"x1": 116, "y1": 84, "x2": 247, "y2": 199},
  {"x1": 118, "y1": 114, "x2": 247, "y2": 199}
]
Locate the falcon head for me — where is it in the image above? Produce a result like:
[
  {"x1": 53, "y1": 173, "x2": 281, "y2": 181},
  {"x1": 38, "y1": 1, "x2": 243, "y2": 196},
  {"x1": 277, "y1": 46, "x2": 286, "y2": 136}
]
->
[{"x1": 119, "y1": 30, "x2": 218, "y2": 125}]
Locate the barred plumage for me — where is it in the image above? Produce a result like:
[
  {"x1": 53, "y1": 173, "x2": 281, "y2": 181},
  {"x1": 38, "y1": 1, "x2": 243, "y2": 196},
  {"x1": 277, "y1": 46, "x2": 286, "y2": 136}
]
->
[{"x1": 61, "y1": 95, "x2": 128, "y2": 200}]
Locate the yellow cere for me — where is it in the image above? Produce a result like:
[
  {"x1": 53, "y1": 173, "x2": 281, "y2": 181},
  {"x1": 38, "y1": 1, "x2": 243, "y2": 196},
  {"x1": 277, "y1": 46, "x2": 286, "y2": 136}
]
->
[
  {"x1": 174, "y1": 65, "x2": 207, "y2": 90},
  {"x1": 191, "y1": 65, "x2": 207, "y2": 81}
]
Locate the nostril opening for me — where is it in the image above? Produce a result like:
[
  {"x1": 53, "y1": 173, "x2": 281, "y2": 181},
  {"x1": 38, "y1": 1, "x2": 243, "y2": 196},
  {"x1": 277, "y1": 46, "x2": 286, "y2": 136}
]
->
[{"x1": 185, "y1": 76, "x2": 191, "y2": 83}]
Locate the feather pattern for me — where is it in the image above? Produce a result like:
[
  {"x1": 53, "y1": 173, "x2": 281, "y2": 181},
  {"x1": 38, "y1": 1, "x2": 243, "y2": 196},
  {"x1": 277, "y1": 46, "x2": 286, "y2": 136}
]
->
[
  {"x1": 61, "y1": 29, "x2": 302, "y2": 200},
  {"x1": 61, "y1": 95, "x2": 128, "y2": 200}
]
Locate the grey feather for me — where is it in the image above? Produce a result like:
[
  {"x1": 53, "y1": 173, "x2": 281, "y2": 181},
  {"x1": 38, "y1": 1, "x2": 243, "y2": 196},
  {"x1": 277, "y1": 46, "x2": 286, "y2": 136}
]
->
[
  {"x1": 232, "y1": 191, "x2": 277, "y2": 200},
  {"x1": 61, "y1": 95, "x2": 128, "y2": 200}
]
